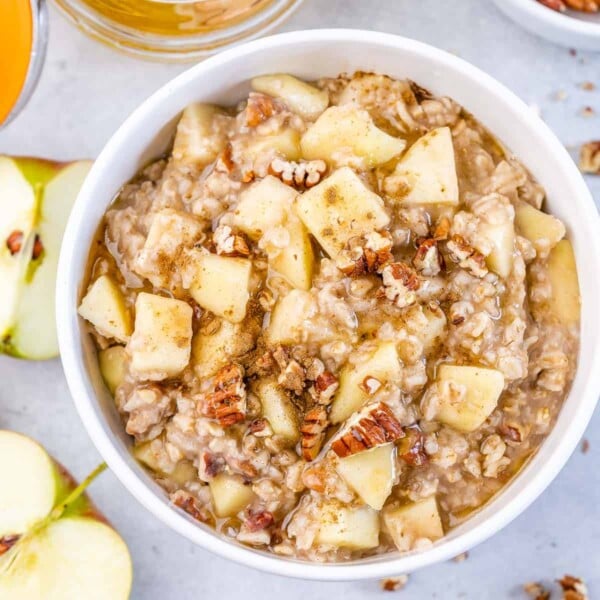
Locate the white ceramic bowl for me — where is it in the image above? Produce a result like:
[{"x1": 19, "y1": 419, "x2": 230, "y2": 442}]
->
[
  {"x1": 57, "y1": 29, "x2": 600, "y2": 580},
  {"x1": 493, "y1": 0, "x2": 600, "y2": 50}
]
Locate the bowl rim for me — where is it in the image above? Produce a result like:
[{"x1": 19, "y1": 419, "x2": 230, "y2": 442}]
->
[{"x1": 56, "y1": 28, "x2": 600, "y2": 581}]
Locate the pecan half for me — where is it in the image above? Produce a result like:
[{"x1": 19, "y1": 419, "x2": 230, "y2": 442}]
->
[
  {"x1": 380, "y1": 262, "x2": 420, "y2": 308},
  {"x1": 337, "y1": 231, "x2": 393, "y2": 277},
  {"x1": 331, "y1": 402, "x2": 404, "y2": 458},
  {"x1": 446, "y1": 234, "x2": 488, "y2": 278},
  {"x1": 300, "y1": 406, "x2": 328, "y2": 461},
  {"x1": 6, "y1": 230, "x2": 23, "y2": 255},
  {"x1": 269, "y1": 157, "x2": 327, "y2": 189},
  {"x1": 213, "y1": 225, "x2": 250, "y2": 257},
  {"x1": 314, "y1": 371, "x2": 339, "y2": 405},
  {"x1": 413, "y1": 238, "x2": 444, "y2": 277},
  {"x1": 580, "y1": 141, "x2": 600, "y2": 174},
  {"x1": 0, "y1": 534, "x2": 20, "y2": 556},
  {"x1": 558, "y1": 575, "x2": 589, "y2": 600},
  {"x1": 246, "y1": 93, "x2": 276, "y2": 127},
  {"x1": 205, "y1": 363, "x2": 246, "y2": 427}
]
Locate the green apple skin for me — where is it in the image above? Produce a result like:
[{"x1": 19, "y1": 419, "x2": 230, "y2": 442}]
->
[{"x1": 0, "y1": 157, "x2": 92, "y2": 360}]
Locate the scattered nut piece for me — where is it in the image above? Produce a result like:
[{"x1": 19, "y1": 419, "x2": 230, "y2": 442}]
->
[
  {"x1": 413, "y1": 238, "x2": 444, "y2": 277},
  {"x1": 380, "y1": 575, "x2": 409, "y2": 591},
  {"x1": 446, "y1": 235, "x2": 488, "y2": 278},
  {"x1": 537, "y1": 0, "x2": 566, "y2": 10},
  {"x1": 581, "y1": 438, "x2": 590, "y2": 453},
  {"x1": 314, "y1": 371, "x2": 339, "y2": 405},
  {"x1": 380, "y1": 262, "x2": 421, "y2": 308},
  {"x1": 337, "y1": 231, "x2": 393, "y2": 277},
  {"x1": 498, "y1": 422, "x2": 524, "y2": 444},
  {"x1": 269, "y1": 157, "x2": 327, "y2": 189},
  {"x1": 579, "y1": 106, "x2": 595, "y2": 118},
  {"x1": 565, "y1": 0, "x2": 599, "y2": 11},
  {"x1": 172, "y1": 490, "x2": 210, "y2": 523},
  {"x1": 580, "y1": 81, "x2": 596, "y2": 91},
  {"x1": 245, "y1": 93, "x2": 276, "y2": 127},
  {"x1": 215, "y1": 143, "x2": 235, "y2": 173},
  {"x1": 332, "y1": 402, "x2": 404, "y2": 458},
  {"x1": 579, "y1": 141, "x2": 600, "y2": 174},
  {"x1": 245, "y1": 509, "x2": 274, "y2": 532},
  {"x1": 453, "y1": 551, "x2": 469, "y2": 563},
  {"x1": 558, "y1": 575, "x2": 589, "y2": 600},
  {"x1": 523, "y1": 581, "x2": 550, "y2": 600},
  {"x1": 360, "y1": 376, "x2": 382, "y2": 395},
  {"x1": 300, "y1": 405, "x2": 328, "y2": 461},
  {"x1": 278, "y1": 359, "x2": 306, "y2": 395},
  {"x1": 205, "y1": 363, "x2": 247, "y2": 427},
  {"x1": 6, "y1": 230, "x2": 23, "y2": 255},
  {"x1": 213, "y1": 225, "x2": 250, "y2": 257}
]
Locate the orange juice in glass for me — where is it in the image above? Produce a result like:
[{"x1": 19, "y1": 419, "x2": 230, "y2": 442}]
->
[{"x1": 0, "y1": 0, "x2": 48, "y2": 127}]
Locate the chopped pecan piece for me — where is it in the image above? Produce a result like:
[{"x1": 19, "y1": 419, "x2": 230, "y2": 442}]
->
[
  {"x1": 580, "y1": 141, "x2": 600, "y2": 174},
  {"x1": 558, "y1": 575, "x2": 589, "y2": 600},
  {"x1": 314, "y1": 371, "x2": 339, "y2": 405},
  {"x1": 446, "y1": 235, "x2": 488, "y2": 278},
  {"x1": 172, "y1": 490, "x2": 210, "y2": 523},
  {"x1": 413, "y1": 238, "x2": 444, "y2": 277},
  {"x1": 245, "y1": 509, "x2": 274, "y2": 532},
  {"x1": 536, "y1": 0, "x2": 566, "y2": 10},
  {"x1": 433, "y1": 216, "x2": 451, "y2": 241},
  {"x1": 248, "y1": 417, "x2": 271, "y2": 436},
  {"x1": 380, "y1": 575, "x2": 409, "y2": 591},
  {"x1": 398, "y1": 427, "x2": 428, "y2": 466},
  {"x1": 498, "y1": 422, "x2": 523, "y2": 444},
  {"x1": 523, "y1": 582, "x2": 550, "y2": 600},
  {"x1": 205, "y1": 363, "x2": 246, "y2": 427},
  {"x1": 202, "y1": 452, "x2": 225, "y2": 478},
  {"x1": 564, "y1": 0, "x2": 599, "y2": 11},
  {"x1": 6, "y1": 230, "x2": 23, "y2": 255},
  {"x1": 380, "y1": 262, "x2": 420, "y2": 308},
  {"x1": 337, "y1": 231, "x2": 394, "y2": 277},
  {"x1": 269, "y1": 157, "x2": 327, "y2": 189},
  {"x1": 215, "y1": 143, "x2": 235, "y2": 173},
  {"x1": 332, "y1": 402, "x2": 404, "y2": 458},
  {"x1": 277, "y1": 358, "x2": 306, "y2": 395},
  {"x1": 213, "y1": 225, "x2": 250, "y2": 257},
  {"x1": 0, "y1": 534, "x2": 20, "y2": 556},
  {"x1": 300, "y1": 405, "x2": 328, "y2": 461},
  {"x1": 360, "y1": 376, "x2": 382, "y2": 395},
  {"x1": 246, "y1": 93, "x2": 276, "y2": 127}
]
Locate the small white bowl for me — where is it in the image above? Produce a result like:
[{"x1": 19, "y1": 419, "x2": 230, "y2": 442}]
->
[
  {"x1": 493, "y1": 0, "x2": 600, "y2": 50},
  {"x1": 57, "y1": 29, "x2": 600, "y2": 580}
]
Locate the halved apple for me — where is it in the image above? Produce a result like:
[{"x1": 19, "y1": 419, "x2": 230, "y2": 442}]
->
[
  {"x1": 294, "y1": 167, "x2": 390, "y2": 258},
  {"x1": 301, "y1": 105, "x2": 406, "y2": 167},
  {"x1": 387, "y1": 127, "x2": 459, "y2": 206},
  {"x1": 315, "y1": 502, "x2": 380, "y2": 550},
  {"x1": 0, "y1": 430, "x2": 132, "y2": 600},
  {"x1": 336, "y1": 444, "x2": 396, "y2": 510},
  {"x1": 546, "y1": 239, "x2": 580, "y2": 326},
  {"x1": 0, "y1": 157, "x2": 92, "y2": 359},
  {"x1": 330, "y1": 342, "x2": 402, "y2": 424}
]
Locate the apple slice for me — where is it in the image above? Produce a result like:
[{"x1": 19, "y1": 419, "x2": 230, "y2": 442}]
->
[
  {"x1": 315, "y1": 502, "x2": 380, "y2": 550},
  {"x1": 387, "y1": 127, "x2": 459, "y2": 205},
  {"x1": 336, "y1": 444, "x2": 396, "y2": 510},
  {"x1": 98, "y1": 345, "x2": 128, "y2": 394},
  {"x1": 0, "y1": 158, "x2": 92, "y2": 359},
  {"x1": 515, "y1": 201, "x2": 565, "y2": 251},
  {"x1": 546, "y1": 239, "x2": 580, "y2": 326}
]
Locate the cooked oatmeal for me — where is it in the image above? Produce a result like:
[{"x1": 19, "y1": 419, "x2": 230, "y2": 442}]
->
[{"x1": 78, "y1": 72, "x2": 581, "y2": 562}]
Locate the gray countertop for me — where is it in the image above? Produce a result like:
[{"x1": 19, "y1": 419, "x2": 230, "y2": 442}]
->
[{"x1": 1, "y1": 1, "x2": 599, "y2": 598}]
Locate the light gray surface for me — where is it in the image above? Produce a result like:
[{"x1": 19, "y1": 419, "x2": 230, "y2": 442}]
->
[{"x1": 1, "y1": 1, "x2": 599, "y2": 598}]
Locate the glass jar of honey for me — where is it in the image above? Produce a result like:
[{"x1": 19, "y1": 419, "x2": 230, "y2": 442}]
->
[
  {"x1": 0, "y1": 0, "x2": 48, "y2": 127},
  {"x1": 52, "y1": 0, "x2": 304, "y2": 61}
]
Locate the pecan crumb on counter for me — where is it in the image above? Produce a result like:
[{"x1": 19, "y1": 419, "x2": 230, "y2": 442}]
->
[
  {"x1": 380, "y1": 575, "x2": 409, "y2": 591},
  {"x1": 579, "y1": 141, "x2": 600, "y2": 174},
  {"x1": 524, "y1": 581, "x2": 551, "y2": 600},
  {"x1": 558, "y1": 575, "x2": 589, "y2": 600}
]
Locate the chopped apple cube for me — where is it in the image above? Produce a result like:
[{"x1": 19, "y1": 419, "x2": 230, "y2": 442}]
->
[
  {"x1": 98, "y1": 345, "x2": 128, "y2": 394},
  {"x1": 172, "y1": 103, "x2": 227, "y2": 167},
  {"x1": 270, "y1": 217, "x2": 314, "y2": 290},
  {"x1": 189, "y1": 253, "x2": 252, "y2": 323},
  {"x1": 267, "y1": 289, "x2": 314, "y2": 345},
  {"x1": 294, "y1": 167, "x2": 390, "y2": 258},
  {"x1": 388, "y1": 127, "x2": 459, "y2": 205},
  {"x1": 128, "y1": 293, "x2": 193, "y2": 380},
  {"x1": 232, "y1": 175, "x2": 297, "y2": 240},
  {"x1": 515, "y1": 201, "x2": 565, "y2": 251},
  {"x1": 251, "y1": 74, "x2": 329, "y2": 120},
  {"x1": 134, "y1": 442, "x2": 196, "y2": 485},
  {"x1": 301, "y1": 105, "x2": 406, "y2": 168},
  {"x1": 480, "y1": 221, "x2": 514, "y2": 278},
  {"x1": 243, "y1": 128, "x2": 302, "y2": 162},
  {"x1": 546, "y1": 239, "x2": 580, "y2": 326},
  {"x1": 435, "y1": 365, "x2": 504, "y2": 432},
  {"x1": 330, "y1": 342, "x2": 402, "y2": 424},
  {"x1": 420, "y1": 304, "x2": 447, "y2": 354},
  {"x1": 78, "y1": 275, "x2": 132, "y2": 343},
  {"x1": 209, "y1": 474, "x2": 255, "y2": 518},
  {"x1": 255, "y1": 379, "x2": 299, "y2": 443},
  {"x1": 315, "y1": 502, "x2": 380, "y2": 550},
  {"x1": 383, "y1": 497, "x2": 444, "y2": 552},
  {"x1": 336, "y1": 444, "x2": 396, "y2": 510}
]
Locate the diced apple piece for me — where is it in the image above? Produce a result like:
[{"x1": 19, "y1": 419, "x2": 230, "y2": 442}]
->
[
  {"x1": 435, "y1": 365, "x2": 504, "y2": 432},
  {"x1": 267, "y1": 289, "x2": 314, "y2": 345},
  {"x1": 294, "y1": 167, "x2": 390, "y2": 258},
  {"x1": 315, "y1": 502, "x2": 380, "y2": 550},
  {"x1": 255, "y1": 379, "x2": 299, "y2": 443},
  {"x1": 172, "y1": 103, "x2": 226, "y2": 167},
  {"x1": 128, "y1": 293, "x2": 192, "y2": 380},
  {"x1": 389, "y1": 127, "x2": 459, "y2": 205},
  {"x1": 189, "y1": 253, "x2": 251, "y2": 323},
  {"x1": 301, "y1": 105, "x2": 406, "y2": 168},
  {"x1": 330, "y1": 342, "x2": 402, "y2": 424},
  {"x1": 232, "y1": 175, "x2": 297, "y2": 240},
  {"x1": 383, "y1": 497, "x2": 444, "y2": 552},
  {"x1": 78, "y1": 275, "x2": 132, "y2": 343},
  {"x1": 480, "y1": 221, "x2": 514, "y2": 278},
  {"x1": 243, "y1": 129, "x2": 302, "y2": 162},
  {"x1": 515, "y1": 201, "x2": 565, "y2": 251},
  {"x1": 270, "y1": 217, "x2": 314, "y2": 290},
  {"x1": 420, "y1": 304, "x2": 447, "y2": 353},
  {"x1": 134, "y1": 442, "x2": 196, "y2": 486},
  {"x1": 98, "y1": 345, "x2": 128, "y2": 394},
  {"x1": 209, "y1": 474, "x2": 254, "y2": 518},
  {"x1": 546, "y1": 239, "x2": 580, "y2": 326},
  {"x1": 251, "y1": 74, "x2": 329, "y2": 120},
  {"x1": 336, "y1": 444, "x2": 396, "y2": 510}
]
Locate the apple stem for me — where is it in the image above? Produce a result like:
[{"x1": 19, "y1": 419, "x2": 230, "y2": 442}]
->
[{"x1": 50, "y1": 462, "x2": 108, "y2": 521}]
